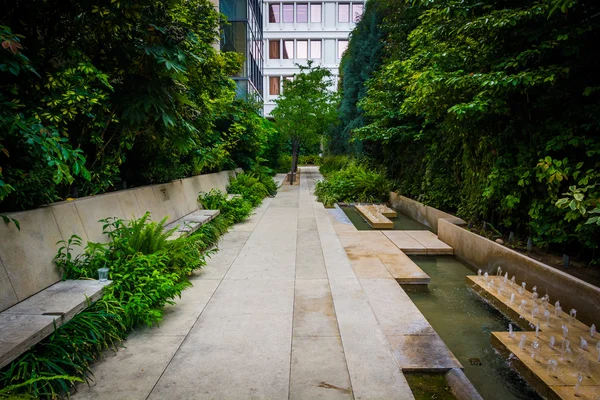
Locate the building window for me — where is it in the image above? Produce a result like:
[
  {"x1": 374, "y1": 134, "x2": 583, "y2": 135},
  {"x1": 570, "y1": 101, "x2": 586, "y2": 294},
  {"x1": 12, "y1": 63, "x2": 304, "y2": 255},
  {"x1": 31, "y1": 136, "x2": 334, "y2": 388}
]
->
[
  {"x1": 352, "y1": 4, "x2": 363, "y2": 22},
  {"x1": 296, "y1": 3, "x2": 308, "y2": 23},
  {"x1": 269, "y1": 76, "x2": 281, "y2": 95},
  {"x1": 297, "y1": 40, "x2": 308, "y2": 59},
  {"x1": 269, "y1": 4, "x2": 280, "y2": 23},
  {"x1": 310, "y1": 40, "x2": 321, "y2": 59},
  {"x1": 338, "y1": 40, "x2": 348, "y2": 58},
  {"x1": 283, "y1": 40, "x2": 294, "y2": 59},
  {"x1": 282, "y1": 4, "x2": 294, "y2": 23},
  {"x1": 310, "y1": 3, "x2": 322, "y2": 23},
  {"x1": 338, "y1": 3, "x2": 349, "y2": 23},
  {"x1": 269, "y1": 40, "x2": 280, "y2": 59}
]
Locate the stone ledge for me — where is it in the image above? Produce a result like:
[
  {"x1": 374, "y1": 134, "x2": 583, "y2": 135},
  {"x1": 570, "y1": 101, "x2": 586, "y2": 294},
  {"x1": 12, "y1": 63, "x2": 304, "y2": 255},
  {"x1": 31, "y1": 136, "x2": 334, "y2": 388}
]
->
[
  {"x1": 0, "y1": 279, "x2": 110, "y2": 369},
  {"x1": 165, "y1": 209, "x2": 220, "y2": 240}
]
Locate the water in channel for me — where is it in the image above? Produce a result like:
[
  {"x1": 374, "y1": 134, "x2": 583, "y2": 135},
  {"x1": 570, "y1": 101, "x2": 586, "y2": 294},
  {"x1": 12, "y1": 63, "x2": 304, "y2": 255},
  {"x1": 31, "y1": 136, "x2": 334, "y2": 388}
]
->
[
  {"x1": 339, "y1": 205, "x2": 429, "y2": 231},
  {"x1": 402, "y1": 256, "x2": 542, "y2": 400}
]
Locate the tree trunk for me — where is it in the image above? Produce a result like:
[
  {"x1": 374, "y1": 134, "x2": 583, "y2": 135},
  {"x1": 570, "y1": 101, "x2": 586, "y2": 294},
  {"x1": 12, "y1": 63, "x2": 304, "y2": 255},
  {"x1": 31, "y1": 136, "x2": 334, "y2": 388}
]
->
[{"x1": 290, "y1": 140, "x2": 299, "y2": 183}]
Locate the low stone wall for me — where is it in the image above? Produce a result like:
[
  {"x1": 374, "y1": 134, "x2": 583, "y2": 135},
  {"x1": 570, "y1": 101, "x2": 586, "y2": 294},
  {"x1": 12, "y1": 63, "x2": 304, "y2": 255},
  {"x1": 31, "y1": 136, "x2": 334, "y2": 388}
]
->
[
  {"x1": 389, "y1": 192, "x2": 600, "y2": 327},
  {"x1": 389, "y1": 192, "x2": 465, "y2": 232},
  {"x1": 0, "y1": 170, "x2": 237, "y2": 312},
  {"x1": 438, "y1": 219, "x2": 600, "y2": 326}
]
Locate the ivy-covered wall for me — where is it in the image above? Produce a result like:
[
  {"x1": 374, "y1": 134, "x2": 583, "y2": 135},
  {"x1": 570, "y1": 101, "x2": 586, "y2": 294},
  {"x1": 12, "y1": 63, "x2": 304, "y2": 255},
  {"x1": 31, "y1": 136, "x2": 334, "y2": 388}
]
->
[{"x1": 333, "y1": 0, "x2": 600, "y2": 262}]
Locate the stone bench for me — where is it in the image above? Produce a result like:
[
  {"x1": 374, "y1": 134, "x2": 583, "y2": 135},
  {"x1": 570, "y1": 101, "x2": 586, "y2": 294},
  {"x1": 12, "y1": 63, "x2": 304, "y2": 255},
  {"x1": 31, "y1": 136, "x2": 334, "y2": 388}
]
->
[
  {"x1": 164, "y1": 209, "x2": 220, "y2": 240},
  {"x1": 0, "y1": 279, "x2": 110, "y2": 369}
]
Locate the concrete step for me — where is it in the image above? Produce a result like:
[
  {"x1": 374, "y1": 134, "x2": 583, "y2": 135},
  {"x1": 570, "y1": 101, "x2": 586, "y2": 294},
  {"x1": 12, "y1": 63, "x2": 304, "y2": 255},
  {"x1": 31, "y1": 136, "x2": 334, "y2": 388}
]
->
[
  {"x1": 383, "y1": 230, "x2": 454, "y2": 255},
  {"x1": 337, "y1": 231, "x2": 430, "y2": 284}
]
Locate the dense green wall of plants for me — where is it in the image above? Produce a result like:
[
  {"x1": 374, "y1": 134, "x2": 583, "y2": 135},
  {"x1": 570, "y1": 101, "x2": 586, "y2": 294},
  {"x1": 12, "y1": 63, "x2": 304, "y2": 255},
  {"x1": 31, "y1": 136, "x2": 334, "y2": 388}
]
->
[
  {"x1": 0, "y1": 0, "x2": 276, "y2": 213},
  {"x1": 333, "y1": 0, "x2": 600, "y2": 262}
]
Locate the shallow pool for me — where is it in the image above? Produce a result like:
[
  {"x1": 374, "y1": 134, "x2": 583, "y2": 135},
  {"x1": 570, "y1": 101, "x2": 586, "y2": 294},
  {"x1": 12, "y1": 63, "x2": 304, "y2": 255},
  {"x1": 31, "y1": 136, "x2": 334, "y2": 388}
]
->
[
  {"x1": 339, "y1": 205, "x2": 430, "y2": 231},
  {"x1": 402, "y1": 256, "x2": 541, "y2": 400}
]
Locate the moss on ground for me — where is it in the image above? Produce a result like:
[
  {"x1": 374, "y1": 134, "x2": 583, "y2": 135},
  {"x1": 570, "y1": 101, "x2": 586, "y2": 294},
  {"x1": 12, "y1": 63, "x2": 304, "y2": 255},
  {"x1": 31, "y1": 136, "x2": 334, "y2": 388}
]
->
[{"x1": 404, "y1": 372, "x2": 457, "y2": 400}]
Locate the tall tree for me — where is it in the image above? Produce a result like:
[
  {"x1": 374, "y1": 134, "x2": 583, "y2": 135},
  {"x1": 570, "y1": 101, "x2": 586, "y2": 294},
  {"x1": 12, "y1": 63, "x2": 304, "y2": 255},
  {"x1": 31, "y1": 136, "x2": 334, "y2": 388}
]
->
[{"x1": 271, "y1": 62, "x2": 338, "y2": 178}]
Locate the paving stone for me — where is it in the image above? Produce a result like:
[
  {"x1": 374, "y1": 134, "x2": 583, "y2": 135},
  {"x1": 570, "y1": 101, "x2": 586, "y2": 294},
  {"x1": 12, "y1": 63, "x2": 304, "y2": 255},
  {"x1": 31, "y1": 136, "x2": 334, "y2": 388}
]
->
[
  {"x1": 149, "y1": 279, "x2": 294, "y2": 400},
  {"x1": 381, "y1": 231, "x2": 426, "y2": 254},
  {"x1": 136, "y1": 280, "x2": 219, "y2": 336},
  {"x1": 74, "y1": 332, "x2": 185, "y2": 400},
  {"x1": 388, "y1": 334, "x2": 462, "y2": 371},
  {"x1": 360, "y1": 279, "x2": 434, "y2": 336},
  {"x1": 296, "y1": 230, "x2": 328, "y2": 279},
  {"x1": 293, "y1": 279, "x2": 339, "y2": 337},
  {"x1": 405, "y1": 231, "x2": 453, "y2": 254},
  {"x1": 328, "y1": 278, "x2": 415, "y2": 400},
  {"x1": 290, "y1": 337, "x2": 353, "y2": 400}
]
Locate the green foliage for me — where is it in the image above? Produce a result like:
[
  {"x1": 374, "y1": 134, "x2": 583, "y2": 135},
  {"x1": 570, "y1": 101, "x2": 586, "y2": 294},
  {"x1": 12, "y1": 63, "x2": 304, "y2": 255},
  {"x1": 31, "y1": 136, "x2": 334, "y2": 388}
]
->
[
  {"x1": 319, "y1": 155, "x2": 354, "y2": 177},
  {"x1": 271, "y1": 62, "x2": 338, "y2": 173},
  {"x1": 329, "y1": 1, "x2": 385, "y2": 155},
  {"x1": 198, "y1": 189, "x2": 253, "y2": 223},
  {"x1": 336, "y1": 0, "x2": 600, "y2": 262},
  {"x1": 1, "y1": 1, "x2": 279, "y2": 212},
  {"x1": 315, "y1": 162, "x2": 392, "y2": 207},
  {"x1": 227, "y1": 172, "x2": 277, "y2": 207}
]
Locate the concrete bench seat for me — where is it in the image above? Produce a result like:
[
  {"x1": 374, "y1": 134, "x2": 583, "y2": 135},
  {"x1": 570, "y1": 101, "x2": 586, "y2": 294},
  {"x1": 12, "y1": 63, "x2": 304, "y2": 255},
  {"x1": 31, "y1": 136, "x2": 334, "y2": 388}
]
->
[
  {"x1": 0, "y1": 279, "x2": 110, "y2": 369},
  {"x1": 164, "y1": 209, "x2": 220, "y2": 240}
]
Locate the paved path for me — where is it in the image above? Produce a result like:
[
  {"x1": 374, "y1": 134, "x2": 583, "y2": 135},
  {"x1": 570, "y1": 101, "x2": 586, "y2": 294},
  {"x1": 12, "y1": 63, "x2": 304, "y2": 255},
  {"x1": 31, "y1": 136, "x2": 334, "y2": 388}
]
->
[{"x1": 73, "y1": 167, "x2": 433, "y2": 400}]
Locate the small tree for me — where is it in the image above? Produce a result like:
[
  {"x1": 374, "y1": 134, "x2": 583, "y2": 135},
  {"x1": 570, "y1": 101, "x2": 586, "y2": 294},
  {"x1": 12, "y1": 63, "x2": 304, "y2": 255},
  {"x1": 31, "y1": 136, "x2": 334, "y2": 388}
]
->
[{"x1": 271, "y1": 62, "x2": 338, "y2": 179}]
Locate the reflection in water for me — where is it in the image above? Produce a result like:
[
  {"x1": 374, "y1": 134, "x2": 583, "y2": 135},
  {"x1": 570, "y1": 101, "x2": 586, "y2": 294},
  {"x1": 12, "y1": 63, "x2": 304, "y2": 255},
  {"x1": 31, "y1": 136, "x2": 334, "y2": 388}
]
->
[
  {"x1": 339, "y1": 205, "x2": 429, "y2": 231},
  {"x1": 403, "y1": 256, "x2": 541, "y2": 400}
]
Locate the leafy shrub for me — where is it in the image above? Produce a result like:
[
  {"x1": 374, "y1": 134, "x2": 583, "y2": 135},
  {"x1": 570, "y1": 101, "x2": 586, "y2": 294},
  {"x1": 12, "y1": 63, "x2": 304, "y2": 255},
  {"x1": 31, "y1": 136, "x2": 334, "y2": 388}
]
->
[
  {"x1": 319, "y1": 155, "x2": 353, "y2": 177},
  {"x1": 276, "y1": 154, "x2": 293, "y2": 173},
  {"x1": 315, "y1": 162, "x2": 392, "y2": 207},
  {"x1": 227, "y1": 172, "x2": 276, "y2": 206},
  {"x1": 56, "y1": 213, "x2": 205, "y2": 328},
  {"x1": 198, "y1": 189, "x2": 253, "y2": 223},
  {"x1": 298, "y1": 155, "x2": 322, "y2": 165}
]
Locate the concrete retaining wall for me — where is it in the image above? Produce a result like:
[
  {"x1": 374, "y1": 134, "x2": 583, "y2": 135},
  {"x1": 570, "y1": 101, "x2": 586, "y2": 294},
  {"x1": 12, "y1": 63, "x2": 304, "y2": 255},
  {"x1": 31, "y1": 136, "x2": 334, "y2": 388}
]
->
[
  {"x1": 389, "y1": 192, "x2": 600, "y2": 326},
  {"x1": 389, "y1": 192, "x2": 466, "y2": 232},
  {"x1": 438, "y1": 219, "x2": 600, "y2": 326},
  {"x1": 0, "y1": 170, "x2": 237, "y2": 312}
]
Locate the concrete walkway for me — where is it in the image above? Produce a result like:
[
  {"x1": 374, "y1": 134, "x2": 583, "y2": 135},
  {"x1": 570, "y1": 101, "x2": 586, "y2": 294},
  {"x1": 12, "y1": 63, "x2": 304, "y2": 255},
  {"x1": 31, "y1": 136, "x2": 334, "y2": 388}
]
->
[{"x1": 73, "y1": 167, "x2": 449, "y2": 400}]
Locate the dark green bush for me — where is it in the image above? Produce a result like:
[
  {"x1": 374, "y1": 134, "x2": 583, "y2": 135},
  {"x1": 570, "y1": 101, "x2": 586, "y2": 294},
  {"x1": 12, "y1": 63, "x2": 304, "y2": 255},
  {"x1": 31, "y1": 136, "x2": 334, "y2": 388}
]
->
[
  {"x1": 227, "y1": 172, "x2": 276, "y2": 207},
  {"x1": 198, "y1": 189, "x2": 253, "y2": 223},
  {"x1": 318, "y1": 155, "x2": 353, "y2": 177},
  {"x1": 315, "y1": 162, "x2": 392, "y2": 207}
]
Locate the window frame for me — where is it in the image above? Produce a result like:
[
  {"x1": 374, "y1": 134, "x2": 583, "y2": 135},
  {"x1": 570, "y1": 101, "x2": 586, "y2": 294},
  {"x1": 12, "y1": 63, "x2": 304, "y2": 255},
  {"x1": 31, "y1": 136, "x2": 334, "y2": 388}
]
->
[
  {"x1": 268, "y1": 4, "x2": 280, "y2": 23},
  {"x1": 269, "y1": 40, "x2": 281, "y2": 59},
  {"x1": 283, "y1": 40, "x2": 294, "y2": 59},
  {"x1": 282, "y1": 3, "x2": 294, "y2": 23},
  {"x1": 296, "y1": 40, "x2": 308, "y2": 59},
  {"x1": 269, "y1": 76, "x2": 281, "y2": 96},
  {"x1": 310, "y1": 40, "x2": 322, "y2": 59},
  {"x1": 338, "y1": 39, "x2": 348, "y2": 59},
  {"x1": 296, "y1": 3, "x2": 308, "y2": 23},
  {"x1": 338, "y1": 3, "x2": 350, "y2": 23},
  {"x1": 310, "y1": 3, "x2": 322, "y2": 23}
]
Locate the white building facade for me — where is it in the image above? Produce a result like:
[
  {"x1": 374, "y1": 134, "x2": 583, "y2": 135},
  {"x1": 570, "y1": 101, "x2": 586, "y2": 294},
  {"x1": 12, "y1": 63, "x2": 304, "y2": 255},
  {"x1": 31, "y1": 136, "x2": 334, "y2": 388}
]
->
[{"x1": 262, "y1": 0, "x2": 364, "y2": 117}]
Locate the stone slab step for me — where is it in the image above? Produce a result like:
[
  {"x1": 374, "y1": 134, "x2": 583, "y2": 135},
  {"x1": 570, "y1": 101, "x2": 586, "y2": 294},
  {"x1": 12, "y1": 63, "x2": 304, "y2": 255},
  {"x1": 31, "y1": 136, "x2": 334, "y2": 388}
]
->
[
  {"x1": 383, "y1": 230, "x2": 453, "y2": 255},
  {"x1": 337, "y1": 231, "x2": 430, "y2": 284},
  {"x1": 361, "y1": 279, "x2": 462, "y2": 372},
  {"x1": 0, "y1": 279, "x2": 110, "y2": 368}
]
